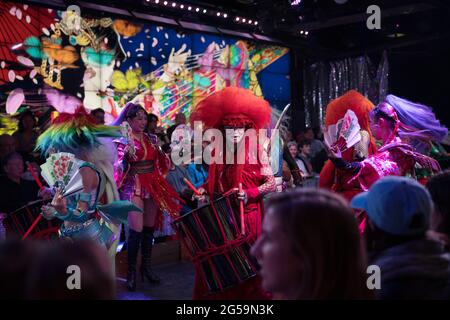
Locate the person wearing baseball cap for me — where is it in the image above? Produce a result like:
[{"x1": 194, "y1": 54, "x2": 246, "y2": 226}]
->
[{"x1": 351, "y1": 176, "x2": 450, "y2": 299}]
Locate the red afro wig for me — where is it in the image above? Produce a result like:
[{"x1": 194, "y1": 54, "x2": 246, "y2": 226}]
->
[
  {"x1": 190, "y1": 87, "x2": 272, "y2": 130},
  {"x1": 325, "y1": 90, "x2": 374, "y2": 132}
]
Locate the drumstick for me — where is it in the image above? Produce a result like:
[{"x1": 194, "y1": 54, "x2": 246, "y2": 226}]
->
[
  {"x1": 239, "y1": 183, "x2": 245, "y2": 235},
  {"x1": 183, "y1": 178, "x2": 202, "y2": 196},
  {"x1": 22, "y1": 214, "x2": 42, "y2": 240},
  {"x1": 23, "y1": 163, "x2": 44, "y2": 240},
  {"x1": 27, "y1": 163, "x2": 44, "y2": 189}
]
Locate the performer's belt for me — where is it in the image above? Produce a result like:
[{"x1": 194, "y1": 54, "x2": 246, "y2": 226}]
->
[{"x1": 129, "y1": 160, "x2": 154, "y2": 175}]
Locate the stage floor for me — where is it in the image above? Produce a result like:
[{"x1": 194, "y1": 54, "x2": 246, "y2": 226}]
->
[{"x1": 116, "y1": 261, "x2": 195, "y2": 300}]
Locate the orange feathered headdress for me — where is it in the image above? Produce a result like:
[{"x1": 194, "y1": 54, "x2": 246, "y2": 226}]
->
[
  {"x1": 320, "y1": 90, "x2": 377, "y2": 192},
  {"x1": 325, "y1": 90, "x2": 374, "y2": 131},
  {"x1": 190, "y1": 87, "x2": 272, "y2": 130}
]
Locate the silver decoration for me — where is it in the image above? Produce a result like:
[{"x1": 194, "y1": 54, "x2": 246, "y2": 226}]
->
[{"x1": 303, "y1": 51, "x2": 389, "y2": 128}]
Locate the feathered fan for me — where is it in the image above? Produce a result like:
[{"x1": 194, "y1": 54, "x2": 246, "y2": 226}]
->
[
  {"x1": 40, "y1": 152, "x2": 84, "y2": 197},
  {"x1": 324, "y1": 109, "x2": 361, "y2": 152}
]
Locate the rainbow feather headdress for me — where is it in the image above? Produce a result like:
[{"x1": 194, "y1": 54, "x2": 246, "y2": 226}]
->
[{"x1": 36, "y1": 106, "x2": 121, "y2": 156}]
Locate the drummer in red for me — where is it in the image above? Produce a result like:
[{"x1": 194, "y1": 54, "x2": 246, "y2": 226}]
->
[{"x1": 190, "y1": 87, "x2": 276, "y2": 300}]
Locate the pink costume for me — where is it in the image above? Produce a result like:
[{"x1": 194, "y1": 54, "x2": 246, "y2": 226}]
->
[
  {"x1": 330, "y1": 102, "x2": 441, "y2": 232},
  {"x1": 114, "y1": 133, "x2": 182, "y2": 218}
]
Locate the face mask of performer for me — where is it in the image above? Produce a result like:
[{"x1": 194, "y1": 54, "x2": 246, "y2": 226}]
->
[{"x1": 225, "y1": 126, "x2": 246, "y2": 145}]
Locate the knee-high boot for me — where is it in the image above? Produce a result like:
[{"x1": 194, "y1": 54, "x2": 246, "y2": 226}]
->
[
  {"x1": 140, "y1": 226, "x2": 160, "y2": 284},
  {"x1": 127, "y1": 229, "x2": 142, "y2": 291}
]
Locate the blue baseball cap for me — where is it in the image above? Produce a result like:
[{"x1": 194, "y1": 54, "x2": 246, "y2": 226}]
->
[{"x1": 351, "y1": 176, "x2": 433, "y2": 236}]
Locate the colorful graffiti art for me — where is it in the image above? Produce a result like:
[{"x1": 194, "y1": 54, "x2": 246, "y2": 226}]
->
[{"x1": 0, "y1": 2, "x2": 290, "y2": 127}]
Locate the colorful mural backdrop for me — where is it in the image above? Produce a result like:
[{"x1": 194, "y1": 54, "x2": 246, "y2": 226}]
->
[{"x1": 0, "y1": 2, "x2": 290, "y2": 129}]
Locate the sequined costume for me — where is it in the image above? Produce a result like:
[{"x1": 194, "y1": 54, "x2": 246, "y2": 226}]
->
[
  {"x1": 320, "y1": 90, "x2": 378, "y2": 200},
  {"x1": 36, "y1": 107, "x2": 141, "y2": 253},
  {"x1": 190, "y1": 87, "x2": 276, "y2": 300},
  {"x1": 329, "y1": 96, "x2": 444, "y2": 232},
  {"x1": 114, "y1": 132, "x2": 182, "y2": 218},
  {"x1": 55, "y1": 162, "x2": 139, "y2": 248},
  {"x1": 330, "y1": 100, "x2": 442, "y2": 191}
]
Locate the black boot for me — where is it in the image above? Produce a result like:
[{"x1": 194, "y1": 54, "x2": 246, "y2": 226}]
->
[
  {"x1": 140, "y1": 226, "x2": 161, "y2": 284},
  {"x1": 127, "y1": 229, "x2": 142, "y2": 291}
]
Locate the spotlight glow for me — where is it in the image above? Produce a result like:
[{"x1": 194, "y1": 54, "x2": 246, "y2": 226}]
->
[
  {"x1": 180, "y1": 4, "x2": 184, "y2": 9},
  {"x1": 188, "y1": 6, "x2": 192, "y2": 10},
  {"x1": 163, "y1": 1, "x2": 168, "y2": 5},
  {"x1": 203, "y1": 9, "x2": 207, "y2": 13},
  {"x1": 195, "y1": 7, "x2": 200, "y2": 12},
  {"x1": 248, "y1": 19, "x2": 252, "y2": 24},
  {"x1": 172, "y1": 2, "x2": 176, "y2": 7},
  {"x1": 223, "y1": 13, "x2": 228, "y2": 18},
  {"x1": 242, "y1": 18, "x2": 246, "y2": 22},
  {"x1": 236, "y1": 17, "x2": 240, "y2": 21}
]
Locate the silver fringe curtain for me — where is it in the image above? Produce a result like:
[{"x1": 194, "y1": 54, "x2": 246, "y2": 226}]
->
[{"x1": 303, "y1": 51, "x2": 389, "y2": 127}]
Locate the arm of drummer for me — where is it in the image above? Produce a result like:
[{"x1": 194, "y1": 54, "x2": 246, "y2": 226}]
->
[{"x1": 241, "y1": 163, "x2": 276, "y2": 203}]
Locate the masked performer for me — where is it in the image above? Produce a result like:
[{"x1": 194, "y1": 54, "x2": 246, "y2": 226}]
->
[
  {"x1": 327, "y1": 95, "x2": 446, "y2": 231},
  {"x1": 37, "y1": 107, "x2": 140, "y2": 275},
  {"x1": 113, "y1": 102, "x2": 182, "y2": 291},
  {"x1": 320, "y1": 90, "x2": 378, "y2": 200},
  {"x1": 190, "y1": 86, "x2": 276, "y2": 300}
]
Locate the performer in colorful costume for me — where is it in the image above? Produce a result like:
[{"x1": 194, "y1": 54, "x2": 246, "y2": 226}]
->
[
  {"x1": 36, "y1": 107, "x2": 141, "y2": 274},
  {"x1": 320, "y1": 90, "x2": 378, "y2": 200},
  {"x1": 190, "y1": 86, "x2": 276, "y2": 300},
  {"x1": 113, "y1": 102, "x2": 182, "y2": 291},
  {"x1": 327, "y1": 94, "x2": 446, "y2": 231}
]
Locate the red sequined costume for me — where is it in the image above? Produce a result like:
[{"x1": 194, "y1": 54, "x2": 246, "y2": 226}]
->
[
  {"x1": 115, "y1": 133, "x2": 182, "y2": 220},
  {"x1": 320, "y1": 90, "x2": 378, "y2": 201},
  {"x1": 190, "y1": 87, "x2": 276, "y2": 300},
  {"x1": 330, "y1": 101, "x2": 441, "y2": 232}
]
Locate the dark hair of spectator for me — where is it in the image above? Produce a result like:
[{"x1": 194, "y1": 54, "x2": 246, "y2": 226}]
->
[
  {"x1": 17, "y1": 110, "x2": 36, "y2": 133},
  {"x1": 91, "y1": 108, "x2": 105, "y2": 116},
  {"x1": 0, "y1": 239, "x2": 43, "y2": 299},
  {"x1": 427, "y1": 170, "x2": 450, "y2": 235},
  {"x1": 365, "y1": 221, "x2": 424, "y2": 257},
  {"x1": 1, "y1": 152, "x2": 23, "y2": 169},
  {"x1": 298, "y1": 140, "x2": 311, "y2": 149},
  {"x1": 26, "y1": 240, "x2": 115, "y2": 299},
  {"x1": 148, "y1": 113, "x2": 159, "y2": 123},
  {"x1": 265, "y1": 189, "x2": 371, "y2": 299}
]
